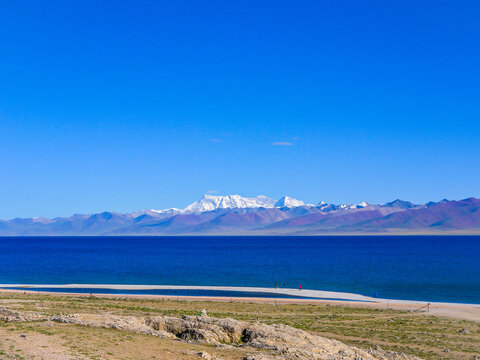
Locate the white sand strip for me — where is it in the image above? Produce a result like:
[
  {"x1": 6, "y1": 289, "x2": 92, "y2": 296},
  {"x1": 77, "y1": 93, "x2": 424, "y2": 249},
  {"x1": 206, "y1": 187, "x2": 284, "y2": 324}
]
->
[
  {"x1": 1, "y1": 284, "x2": 479, "y2": 307},
  {"x1": 0, "y1": 284, "x2": 375, "y2": 301}
]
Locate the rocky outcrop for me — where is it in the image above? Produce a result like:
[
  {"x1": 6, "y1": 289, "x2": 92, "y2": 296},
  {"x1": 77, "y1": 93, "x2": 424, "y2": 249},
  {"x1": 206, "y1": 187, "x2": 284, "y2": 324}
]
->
[
  {"x1": 51, "y1": 313, "x2": 176, "y2": 338},
  {"x1": 145, "y1": 315, "x2": 245, "y2": 344},
  {"x1": 1, "y1": 309, "x2": 421, "y2": 360},
  {"x1": 0, "y1": 307, "x2": 46, "y2": 322}
]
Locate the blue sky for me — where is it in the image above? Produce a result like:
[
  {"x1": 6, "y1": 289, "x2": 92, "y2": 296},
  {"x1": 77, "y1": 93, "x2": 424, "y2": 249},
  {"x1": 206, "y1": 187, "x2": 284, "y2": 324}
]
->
[{"x1": 1, "y1": 0, "x2": 479, "y2": 218}]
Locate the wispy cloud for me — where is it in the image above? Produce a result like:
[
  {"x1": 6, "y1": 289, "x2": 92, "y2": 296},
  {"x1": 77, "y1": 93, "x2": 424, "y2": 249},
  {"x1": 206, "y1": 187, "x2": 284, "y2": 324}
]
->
[
  {"x1": 207, "y1": 190, "x2": 219, "y2": 194},
  {"x1": 209, "y1": 138, "x2": 222, "y2": 143},
  {"x1": 272, "y1": 141, "x2": 294, "y2": 146}
]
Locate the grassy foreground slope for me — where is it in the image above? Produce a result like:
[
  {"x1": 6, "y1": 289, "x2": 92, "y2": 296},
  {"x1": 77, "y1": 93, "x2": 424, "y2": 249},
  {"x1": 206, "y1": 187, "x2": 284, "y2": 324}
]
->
[{"x1": 0, "y1": 292, "x2": 479, "y2": 359}]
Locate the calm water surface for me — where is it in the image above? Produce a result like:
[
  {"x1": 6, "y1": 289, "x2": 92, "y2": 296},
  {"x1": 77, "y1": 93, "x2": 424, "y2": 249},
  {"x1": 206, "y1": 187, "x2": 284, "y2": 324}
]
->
[{"x1": 0, "y1": 236, "x2": 479, "y2": 304}]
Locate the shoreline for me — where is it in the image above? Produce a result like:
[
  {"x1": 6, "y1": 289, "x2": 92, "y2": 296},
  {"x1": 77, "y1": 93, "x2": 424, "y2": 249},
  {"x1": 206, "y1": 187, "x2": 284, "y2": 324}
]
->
[
  {"x1": 0, "y1": 284, "x2": 375, "y2": 302},
  {"x1": 2, "y1": 283, "x2": 480, "y2": 305},
  {"x1": 1, "y1": 284, "x2": 479, "y2": 322}
]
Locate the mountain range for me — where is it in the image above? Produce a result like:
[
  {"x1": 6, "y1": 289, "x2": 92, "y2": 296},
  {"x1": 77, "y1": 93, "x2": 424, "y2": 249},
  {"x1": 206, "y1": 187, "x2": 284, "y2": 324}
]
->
[{"x1": 1, "y1": 194, "x2": 480, "y2": 236}]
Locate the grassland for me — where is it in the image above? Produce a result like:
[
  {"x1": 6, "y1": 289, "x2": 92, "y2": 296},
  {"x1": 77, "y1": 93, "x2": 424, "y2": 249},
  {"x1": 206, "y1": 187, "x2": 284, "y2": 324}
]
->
[{"x1": 0, "y1": 292, "x2": 479, "y2": 359}]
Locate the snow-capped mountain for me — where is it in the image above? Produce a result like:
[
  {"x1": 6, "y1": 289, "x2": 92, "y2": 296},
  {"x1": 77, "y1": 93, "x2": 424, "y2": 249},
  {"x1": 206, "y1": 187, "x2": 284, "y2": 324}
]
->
[
  {"x1": 150, "y1": 195, "x2": 371, "y2": 215},
  {"x1": 316, "y1": 201, "x2": 370, "y2": 212},
  {"x1": 1, "y1": 196, "x2": 479, "y2": 235},
  {"x1": 183, "y1": 194, "x2": 277, "y2": 212},
  {"x1": 150, "y1": 208, "x2": 184, "y2": 215},
  {"x1": 274, "y1": 196, "x2": 305, "y2": 208}
]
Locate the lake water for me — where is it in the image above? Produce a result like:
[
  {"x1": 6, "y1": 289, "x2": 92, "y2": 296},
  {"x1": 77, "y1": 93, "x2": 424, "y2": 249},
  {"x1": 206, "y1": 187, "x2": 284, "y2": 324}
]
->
[{"x1": 1, "y1": 236, "x2": 479, "y2": 304}]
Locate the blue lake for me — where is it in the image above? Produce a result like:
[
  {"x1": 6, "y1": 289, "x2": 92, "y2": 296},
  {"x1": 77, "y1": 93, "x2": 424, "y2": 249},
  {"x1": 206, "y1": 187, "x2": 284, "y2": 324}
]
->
[{"x1": 0, "y1": 236, "x2": 479, "y2": 304}]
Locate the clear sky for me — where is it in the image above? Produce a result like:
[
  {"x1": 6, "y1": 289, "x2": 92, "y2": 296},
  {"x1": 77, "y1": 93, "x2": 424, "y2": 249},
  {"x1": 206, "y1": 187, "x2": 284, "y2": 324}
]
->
[{"x1": 1, "y1": 1, "x2": 479, "y2": 219}]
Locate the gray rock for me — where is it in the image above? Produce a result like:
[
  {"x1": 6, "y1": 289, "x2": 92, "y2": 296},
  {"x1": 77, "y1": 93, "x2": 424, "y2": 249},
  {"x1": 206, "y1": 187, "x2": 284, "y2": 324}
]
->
[{"x1": 1, "y1": 309, "x2": 422, "y2": 360}]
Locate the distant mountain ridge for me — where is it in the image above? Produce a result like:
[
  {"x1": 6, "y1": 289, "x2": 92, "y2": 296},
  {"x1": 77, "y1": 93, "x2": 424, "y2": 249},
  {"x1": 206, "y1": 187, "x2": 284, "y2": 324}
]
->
[{"x1": 1, "y1": 195, "x2": 480, "y2": 235}]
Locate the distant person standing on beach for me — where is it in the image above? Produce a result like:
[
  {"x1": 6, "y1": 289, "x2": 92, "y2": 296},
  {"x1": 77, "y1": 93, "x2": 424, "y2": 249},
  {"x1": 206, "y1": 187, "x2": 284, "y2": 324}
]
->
[
  {"x1": 299, "y1": 284, "x2": 302, "y2": 291},
  {"x1": 275, "y1": 282, "x2": 278, "y2": 289}
]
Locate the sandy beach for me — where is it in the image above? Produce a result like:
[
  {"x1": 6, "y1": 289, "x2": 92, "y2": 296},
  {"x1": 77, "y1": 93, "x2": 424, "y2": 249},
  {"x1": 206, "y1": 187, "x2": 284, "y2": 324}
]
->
[{"x1": 2, "y1": 284, "x2": 479, "y2": 322}]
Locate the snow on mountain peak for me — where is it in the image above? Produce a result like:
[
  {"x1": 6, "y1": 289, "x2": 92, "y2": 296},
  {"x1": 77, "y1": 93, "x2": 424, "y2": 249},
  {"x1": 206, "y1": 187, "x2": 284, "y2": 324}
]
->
[
  {"x1": 150, "y1": 208, "x2": 183, "y2": 215},
  {"x1": 184, "y1": 194, "x2": 276, "y2": 212},
  {"x1": 317, "y1": 200, "x2": 370, "y2": 212},
  {"x1": 149, "y1": 195, "x2": 369, "y2": 215},
  {"x1": 274, "y1": 196, "x2": 305, "y2": 208}
]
